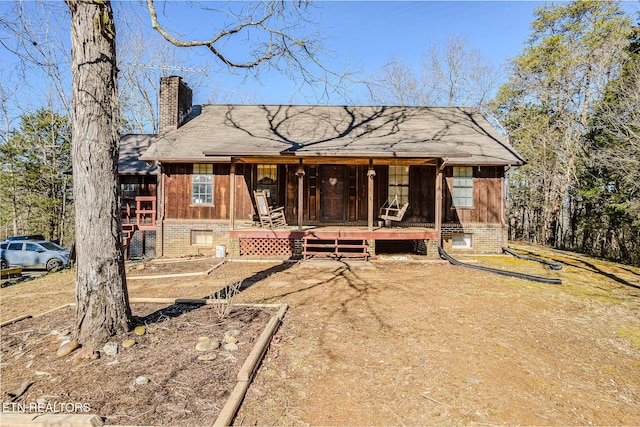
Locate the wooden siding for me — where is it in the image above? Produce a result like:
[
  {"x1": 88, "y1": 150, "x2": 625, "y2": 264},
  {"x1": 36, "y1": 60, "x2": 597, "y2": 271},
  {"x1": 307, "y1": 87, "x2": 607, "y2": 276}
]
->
[
  {"x1": 162, "y1": 162, "x2": 504, "y2": 225},
  {"x1": 443, "y1": 166, "x2": 504, "y2": 223},
  {"x1": 407, "y1": 166, "x2": 436, "y2": 223},
  {"x1": 164, "y1": 163, "x2": 253, "y2": 220},
  {"x1": 120, "y1": 175, "x2": 157, "y2": 197}
]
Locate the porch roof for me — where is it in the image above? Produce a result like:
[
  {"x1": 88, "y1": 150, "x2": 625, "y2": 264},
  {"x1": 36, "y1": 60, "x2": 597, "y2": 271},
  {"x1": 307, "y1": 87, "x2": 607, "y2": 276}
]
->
[
  {"x1": 119, "y1": 134, "x2": 158, "y2": 175},
  {"x1": 140, "y1": 105, "x2": 525, "y2": 166}
]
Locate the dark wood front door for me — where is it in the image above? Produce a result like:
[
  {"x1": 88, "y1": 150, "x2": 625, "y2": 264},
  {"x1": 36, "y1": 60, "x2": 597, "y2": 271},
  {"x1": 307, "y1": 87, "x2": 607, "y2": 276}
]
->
[{"x1": 319, "y1": 165, "x2": 346, "y2": 221}]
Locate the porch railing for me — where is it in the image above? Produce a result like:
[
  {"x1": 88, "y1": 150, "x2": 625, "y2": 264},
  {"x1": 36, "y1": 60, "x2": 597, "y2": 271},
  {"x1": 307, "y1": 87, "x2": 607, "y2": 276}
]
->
[
  {"x1": 121, "y1": 196, "x2": 157, "y2": 231},
  {"x1": 135, "y1": 196, "x2": 157, "y2": 231}
]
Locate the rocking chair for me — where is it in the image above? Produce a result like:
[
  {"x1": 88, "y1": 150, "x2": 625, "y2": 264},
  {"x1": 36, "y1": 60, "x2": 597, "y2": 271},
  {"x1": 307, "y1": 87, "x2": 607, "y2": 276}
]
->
[
  {"x1": 379, "y1": 195, "x2": 409, "y2": 225},
  {"x1": 254, "y1": 191, "x2": 287, "y2": 228}
]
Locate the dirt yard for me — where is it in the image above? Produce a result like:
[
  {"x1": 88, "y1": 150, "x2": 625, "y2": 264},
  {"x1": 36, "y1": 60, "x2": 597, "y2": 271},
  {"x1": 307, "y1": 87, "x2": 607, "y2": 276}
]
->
[{"x1": 2, "y1": 243, "x2": 640, "y2": 426}]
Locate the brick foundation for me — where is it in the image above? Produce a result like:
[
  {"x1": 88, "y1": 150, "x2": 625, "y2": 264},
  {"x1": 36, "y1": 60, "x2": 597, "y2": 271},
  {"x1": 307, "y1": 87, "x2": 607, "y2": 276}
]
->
[
  {"x1": 441, "y1": 223, "x2": 504, "y2": 254},
  {"x1": 160, "y1": 219, "x2": 231, "y2": 258},
  {"x1": 158, "y1": 221, "x2": 505, "y2": 258}
]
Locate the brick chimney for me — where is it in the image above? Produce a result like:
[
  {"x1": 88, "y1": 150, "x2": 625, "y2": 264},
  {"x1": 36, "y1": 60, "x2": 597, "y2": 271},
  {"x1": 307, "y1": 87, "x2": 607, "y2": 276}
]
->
[{"x1": 158, "y1": 76, "x2": 193, "y2": 133}]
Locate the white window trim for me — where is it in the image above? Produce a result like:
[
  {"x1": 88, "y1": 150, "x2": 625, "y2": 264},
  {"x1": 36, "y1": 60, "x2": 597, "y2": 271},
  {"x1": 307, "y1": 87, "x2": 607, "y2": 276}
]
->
[
  {"x1": 452, "y1": 166, "x2": 474, "y2": 209},
  {"x1": 191, "y1": 230, "x2": 213, "y2": 246},
  {"x1": 192, "y1": 164, "x2": 214, "y2": 206},
  {"x1": 452, "y1": 233, "x2": 473, "y2": 249},
  {"x1": 388, "y1": 165, "x2": 409, "y2": 205}
]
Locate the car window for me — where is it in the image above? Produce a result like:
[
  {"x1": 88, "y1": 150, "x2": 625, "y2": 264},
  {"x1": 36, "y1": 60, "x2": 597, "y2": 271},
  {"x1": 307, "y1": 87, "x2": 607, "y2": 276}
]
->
[
  {"x1": 0, "y1": 243, "x2": 6, "y2": 250},
  {"x1": 40, "y1": 242, "x2": 64, "y2": 251},
  {"x1": 25, "y1": 243, "x2": 40, "y2": 251},
  {"x1": 8, "y1": 242, "x2": 23, "y2": 251}
]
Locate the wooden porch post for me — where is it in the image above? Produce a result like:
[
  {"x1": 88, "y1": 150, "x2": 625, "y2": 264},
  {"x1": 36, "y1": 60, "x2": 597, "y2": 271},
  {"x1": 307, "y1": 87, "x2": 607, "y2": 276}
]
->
[
  {"x1": 230, "y1": 159, "x2": 235, "y2": 231},
  {"x1": 159, "y1": 162, "x2": 165, "y2": 257},
  {"x1": 367, "y1": 159, "x2": 376, "y2": 231},
  {"x1": 436, "y1": 160, "x2": 445, "y2": 247},
  {"x1": 296, "y1": 162, "x2": 305, "y2": 231},
  {"x1": 500, "y1": 169, "x2": 506, "y2": 247}
]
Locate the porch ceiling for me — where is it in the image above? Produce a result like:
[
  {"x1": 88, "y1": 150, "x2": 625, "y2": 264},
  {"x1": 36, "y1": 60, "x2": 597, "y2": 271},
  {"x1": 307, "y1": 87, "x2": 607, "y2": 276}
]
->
[{"x1": 231, "y1": 156, "x2": 441, "y2": 166}]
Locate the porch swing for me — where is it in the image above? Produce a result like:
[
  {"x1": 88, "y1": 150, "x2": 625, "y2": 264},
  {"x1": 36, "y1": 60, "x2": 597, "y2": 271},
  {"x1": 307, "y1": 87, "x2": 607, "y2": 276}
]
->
[{"x1": 379, "y1": 164, "x2": 409, "y2": 226}]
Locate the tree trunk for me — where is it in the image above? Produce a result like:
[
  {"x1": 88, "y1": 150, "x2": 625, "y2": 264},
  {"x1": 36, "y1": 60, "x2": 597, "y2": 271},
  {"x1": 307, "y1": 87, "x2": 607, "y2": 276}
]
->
[{"x1": 68, "y1": 0, "x2": 131, "y2": 347}]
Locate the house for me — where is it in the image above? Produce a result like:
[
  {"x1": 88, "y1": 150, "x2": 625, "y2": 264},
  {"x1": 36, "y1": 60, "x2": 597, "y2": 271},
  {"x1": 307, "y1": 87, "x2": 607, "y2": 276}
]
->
[
  {"x1": 126, "y1": 76, "x2": 524, "y2": 259},
  {"x1": 118, "y1": 134, "x2": 158, "y2": 258}
]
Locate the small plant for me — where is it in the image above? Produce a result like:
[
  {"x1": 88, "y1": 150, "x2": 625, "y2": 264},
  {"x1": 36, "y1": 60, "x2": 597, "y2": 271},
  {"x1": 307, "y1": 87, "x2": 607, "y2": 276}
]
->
[
  {"x1": 208, "y1": 261, "x2": 245, "y2": 319},
  {"x1": 210, "y1": 279, "x2": 243, "y2": 320}
]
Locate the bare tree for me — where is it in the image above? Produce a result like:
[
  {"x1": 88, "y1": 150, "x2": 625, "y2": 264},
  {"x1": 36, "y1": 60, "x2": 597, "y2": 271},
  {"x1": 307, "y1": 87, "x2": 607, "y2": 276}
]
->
[
  {"x1": 67, "y1": 0, "x2": 132, "y2": 346},
  {"x1": 117, "y1": 25, "x2": 213, "y2": 134},
  {"x1": 426, "y1": 35, "x2": 500, "y2": 108},
  {"x1": 0, "y1": 1, "x2": 72, "y2": 116},
  {"x1": 367, "y1": 55, "x2": 433, "y2": 106},
  {"x1": 368, "y1": 35, "x2": 499, "y2": 108},
  {"x1": 63, "y1": 0, "x2": 346, "y2": 349}
]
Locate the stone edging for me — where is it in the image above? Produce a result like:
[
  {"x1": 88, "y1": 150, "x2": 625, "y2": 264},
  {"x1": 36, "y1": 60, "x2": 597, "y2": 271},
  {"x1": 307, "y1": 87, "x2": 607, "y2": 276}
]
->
[{"x1": 0, "y1": 299, "x2": 289, "y2": 427}]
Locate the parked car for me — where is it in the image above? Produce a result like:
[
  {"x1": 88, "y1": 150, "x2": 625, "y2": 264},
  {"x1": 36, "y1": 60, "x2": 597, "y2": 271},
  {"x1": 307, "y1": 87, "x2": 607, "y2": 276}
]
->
[
  {"x1": 0, "y1": 240, "x2": 70, "y2": 271},
  {"x1": 3, "y1": 234, "x2": 46, "y2": 242}
]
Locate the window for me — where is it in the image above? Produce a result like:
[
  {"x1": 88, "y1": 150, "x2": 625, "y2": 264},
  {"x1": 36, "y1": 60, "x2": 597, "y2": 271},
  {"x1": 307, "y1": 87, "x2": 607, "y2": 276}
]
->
[
  {"x1": 452, "y1": 166, "x2": 474, "y2": 208},
  {"x1": 192, "y1": 164, "x2": 214, "y2": 205},
  {"x1": 256, "y1": 164, "x2": 278, "y2": 207},
  {"x1": 8, "y1": 243, "x2": 22, "y2": 251},
  {"x1": 25, "y1": 243, "x2": 40, "y2": 252},
  {"x1": 41, "y1": 242, "x2": 63, "y2": 251},
  {"x1": 191, "y1": 230, "x2": 213, "y2": 246},
  {"x1": 388, "y1": 165, "x2": 409, "y2": 205},
  {"x1": 120, "y1": 181, "x2": 139, "y2": 200},
  {"x1": 452, "y1": 233, "x2": 473, "y2": 249}
]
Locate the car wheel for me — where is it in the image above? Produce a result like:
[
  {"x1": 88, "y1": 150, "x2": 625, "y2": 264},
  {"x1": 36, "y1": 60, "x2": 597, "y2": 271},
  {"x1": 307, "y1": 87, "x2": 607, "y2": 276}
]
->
[
  {"x1": 46, "y1": 258, "x2": 62, "y2": 271},
  {"x1": 0, "y1": 258, "x2": 7, "y2": 269}
]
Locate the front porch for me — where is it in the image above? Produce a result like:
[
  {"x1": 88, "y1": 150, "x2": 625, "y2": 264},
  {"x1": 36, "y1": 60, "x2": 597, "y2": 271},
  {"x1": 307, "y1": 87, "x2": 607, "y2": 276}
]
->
[
  {"x1": 229, "y1": 225, "x2": 439, "y2": 259},
  {"x1": 229, "y1": 225, "x2": 438, "y2": 240}
]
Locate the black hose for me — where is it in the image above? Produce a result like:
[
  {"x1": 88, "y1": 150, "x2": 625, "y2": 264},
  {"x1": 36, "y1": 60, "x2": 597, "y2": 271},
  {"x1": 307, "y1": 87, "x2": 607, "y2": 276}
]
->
[
  {"x1": 502, "y1": 247, "x2": 562, "y2": 270},
  {"x1": 439, "y1": 247, "x2": 562, "y2": 285}
]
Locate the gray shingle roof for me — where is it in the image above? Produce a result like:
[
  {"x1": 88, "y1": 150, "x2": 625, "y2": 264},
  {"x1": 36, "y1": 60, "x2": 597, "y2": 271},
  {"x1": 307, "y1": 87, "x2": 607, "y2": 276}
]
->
[
  {"x1": 140, "y1": 105, "x2": 524, "y2": 166},
  {"x1": 119, "y1": 134, "x2": 158, "y2": 175}
]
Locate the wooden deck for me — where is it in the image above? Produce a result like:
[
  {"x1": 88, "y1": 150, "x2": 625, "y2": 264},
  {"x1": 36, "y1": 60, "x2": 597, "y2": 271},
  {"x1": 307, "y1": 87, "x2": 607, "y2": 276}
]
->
[{"x1": 230, "y1": 225, "x2": 438, "y2": 240}]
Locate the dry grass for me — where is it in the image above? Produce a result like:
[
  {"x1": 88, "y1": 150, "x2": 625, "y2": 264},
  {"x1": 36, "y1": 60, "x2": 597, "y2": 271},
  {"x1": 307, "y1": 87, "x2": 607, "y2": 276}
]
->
[{"x1": 2, "y1": 244, "x2": 640, "y2": 425}]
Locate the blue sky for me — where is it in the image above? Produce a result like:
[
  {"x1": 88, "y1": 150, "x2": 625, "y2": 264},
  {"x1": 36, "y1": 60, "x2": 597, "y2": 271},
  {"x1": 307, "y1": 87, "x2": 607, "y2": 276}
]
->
[
  {"x1": 140, "y1": 0, "x2": 639, "y2": 105},
  {"x1": 152, "y1": 1, "x2": 549, "y2": 104},
  {"x1": 1, "y1": 1, "x2": 639, "y2": 118}
]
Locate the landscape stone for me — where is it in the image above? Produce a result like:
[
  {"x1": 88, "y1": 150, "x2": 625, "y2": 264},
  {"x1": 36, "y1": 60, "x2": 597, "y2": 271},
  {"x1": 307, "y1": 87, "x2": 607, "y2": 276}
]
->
[
  {"x1": 72, "y1": 347, "x2": 99, "y2": 361},
  {"x1": 135, "y1": 376, "x2": 149, "y2": 385},
  {"x1": 134, "y1": 326, "x2": 146, "y2": 336},
  {"x1": 222, "y1": 342, "x2": 238, "y2": 352},
  {"x1": 224, "y1": 334, "x2": 238, "y2": 344},
  {"x1": 195, "y1": 339, "x2": 220, "y2": 352},
  {"x1": 197, "y1": 336, "x2": 210, "y2": 342},
  {"x1": 197, "y1": 353, "x2": 218, "y2": 361},
  {"x1": 56, "y1": 340, "x2": 80, "y2": 357},
  {"x1": 103, "y1": 341, "x2": 118, "y2": 356},
  {"x1": 122, "y1": 339, "x2": 136, "y2": 348}
]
